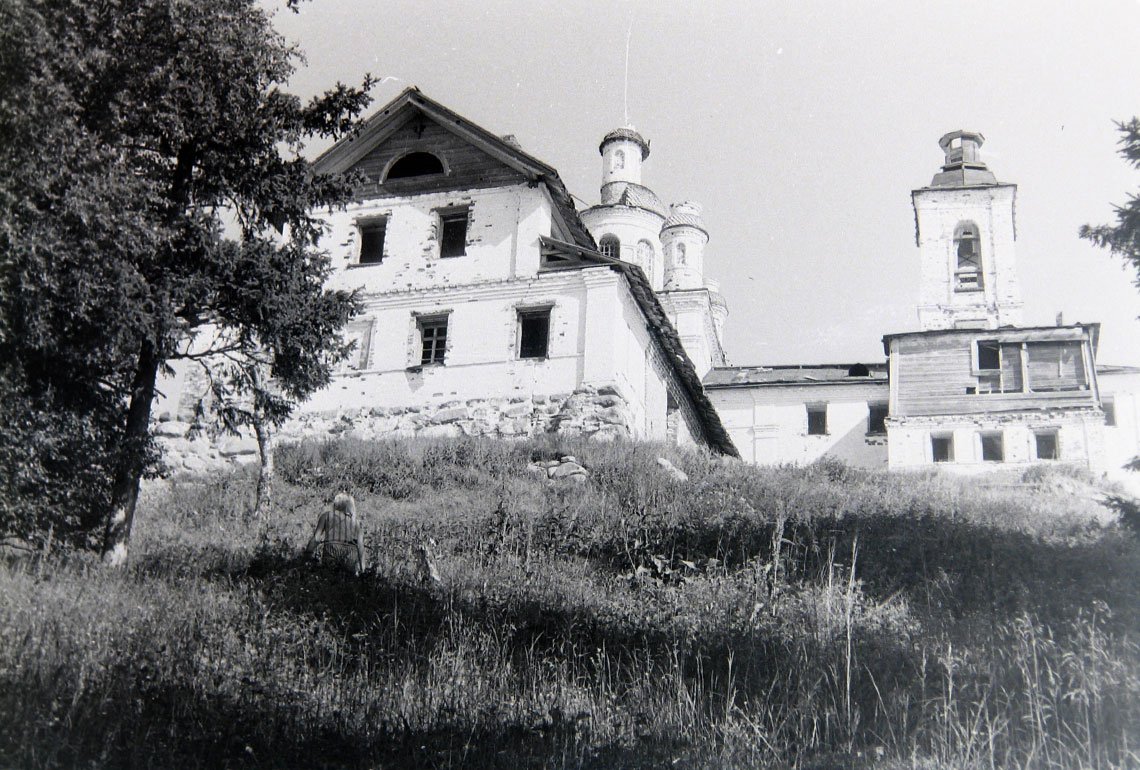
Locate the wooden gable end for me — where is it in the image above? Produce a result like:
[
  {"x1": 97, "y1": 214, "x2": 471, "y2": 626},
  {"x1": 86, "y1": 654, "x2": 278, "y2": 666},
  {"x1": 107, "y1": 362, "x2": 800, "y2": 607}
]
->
[
  {"x1": 348, "y1": 113, "x2": 529, "y2": 199},
  {"x1": 892, "y1": 331, "x2": 1098, "y2": 417}
]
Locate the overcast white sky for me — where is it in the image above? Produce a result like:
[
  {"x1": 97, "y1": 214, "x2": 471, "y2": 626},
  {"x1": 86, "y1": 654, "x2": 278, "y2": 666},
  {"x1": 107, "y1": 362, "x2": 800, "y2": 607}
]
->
[{"x1": 270, "y1": 0, "x2": 1140, "y2": 366}]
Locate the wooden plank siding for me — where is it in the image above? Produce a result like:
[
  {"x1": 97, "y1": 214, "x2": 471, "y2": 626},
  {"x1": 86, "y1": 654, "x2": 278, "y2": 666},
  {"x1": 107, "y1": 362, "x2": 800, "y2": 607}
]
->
[
  {"x1": 350, "y1": 115, "x2": 528, "y2": 199},
  {"x1": 890, "y1": 329, "x2": 1098, "y2": 417}
]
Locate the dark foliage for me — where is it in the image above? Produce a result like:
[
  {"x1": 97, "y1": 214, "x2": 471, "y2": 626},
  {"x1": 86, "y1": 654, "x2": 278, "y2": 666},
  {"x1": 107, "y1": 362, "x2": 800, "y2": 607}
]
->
[{"x1": 0, "y1": 0, "x2": 373, "y2": 559}]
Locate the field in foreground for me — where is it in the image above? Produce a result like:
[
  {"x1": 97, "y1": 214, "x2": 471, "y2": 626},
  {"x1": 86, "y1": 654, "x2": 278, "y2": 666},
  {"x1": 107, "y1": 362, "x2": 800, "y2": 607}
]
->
[{"x1": 2, "y1": 437, "x2": 1139, "y2": 769}]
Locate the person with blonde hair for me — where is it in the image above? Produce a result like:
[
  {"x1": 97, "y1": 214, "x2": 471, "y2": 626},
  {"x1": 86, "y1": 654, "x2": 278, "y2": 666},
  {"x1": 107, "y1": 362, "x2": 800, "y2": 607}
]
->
[{"x1": 304, "y1": 492, "x2": 366, "y2": 575}]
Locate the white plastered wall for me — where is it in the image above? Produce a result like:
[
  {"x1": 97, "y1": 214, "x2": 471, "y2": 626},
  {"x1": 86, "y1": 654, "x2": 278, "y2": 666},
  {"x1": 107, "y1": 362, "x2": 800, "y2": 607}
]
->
[{"x1": 708, "y1": 382, "x2": 890, "y2": 467}]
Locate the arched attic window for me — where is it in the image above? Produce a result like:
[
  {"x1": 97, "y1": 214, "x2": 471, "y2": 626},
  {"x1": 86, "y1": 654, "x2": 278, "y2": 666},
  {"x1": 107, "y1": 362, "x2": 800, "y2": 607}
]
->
[
  {"x1": 954, "y1": 221, "x2": 982, "y2": 291},
  {"x1": 598, "y1": 235, "x2": 620, "y2": 260},
  {"x1": 386, "y1": 151, "x2": 444, "y2": 180}
]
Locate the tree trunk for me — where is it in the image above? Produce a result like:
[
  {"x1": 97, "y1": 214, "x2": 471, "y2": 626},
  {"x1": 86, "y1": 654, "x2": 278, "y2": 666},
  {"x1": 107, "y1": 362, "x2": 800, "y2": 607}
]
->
[
  {"x1": 102, "y1": 341, "x2": 159, "y2": 567},
  {"x1": 253, "y1": 415, "x2": 273, "y2": 518}
]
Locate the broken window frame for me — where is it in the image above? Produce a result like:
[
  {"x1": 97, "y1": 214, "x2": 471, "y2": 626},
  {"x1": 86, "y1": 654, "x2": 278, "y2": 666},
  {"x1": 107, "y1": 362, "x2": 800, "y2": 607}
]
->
[
  {"x1": 974, "y1": 340, "x2": 1025, "y2": 394},
  {"x1": 517, "y1": 306, "x2": 552, "y2": 360},
  {"x1": 356, "y1": 217, "x2": 387, "y2": 265},
  {"x1": 954, "y1": 221, "x2": 983, "y2": 292},
  {"x1": 437, "y1": 206, "x2": 470, "y2": 258}
]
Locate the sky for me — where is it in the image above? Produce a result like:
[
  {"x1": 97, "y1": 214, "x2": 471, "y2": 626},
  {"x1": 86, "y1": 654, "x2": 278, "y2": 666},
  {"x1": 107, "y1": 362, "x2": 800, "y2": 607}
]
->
[{"x1": 269, "y1": 0, "x2": 1140, "y2": 367}]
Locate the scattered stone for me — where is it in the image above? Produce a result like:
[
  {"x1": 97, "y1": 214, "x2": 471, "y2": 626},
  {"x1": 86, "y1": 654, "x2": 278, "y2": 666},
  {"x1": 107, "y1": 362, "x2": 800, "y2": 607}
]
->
[
  {"x1": 219, "y1": 437, "x2": 258, "y2": 457},
  {"x1": 549, "y1": 460, "x2": 588, "y2": 482},
  {"x1": 155, "y1": 421, "x2": 192, "y2": 438},
  {"x1": 656, "y1": 457, "x2": 688, "y2": 483}
]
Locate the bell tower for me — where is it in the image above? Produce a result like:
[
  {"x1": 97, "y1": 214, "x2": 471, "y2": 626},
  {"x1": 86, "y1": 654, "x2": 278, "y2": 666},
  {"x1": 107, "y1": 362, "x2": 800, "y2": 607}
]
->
[{"x1": 912, "y1": 130, "x2": 1023, "y2": 330}]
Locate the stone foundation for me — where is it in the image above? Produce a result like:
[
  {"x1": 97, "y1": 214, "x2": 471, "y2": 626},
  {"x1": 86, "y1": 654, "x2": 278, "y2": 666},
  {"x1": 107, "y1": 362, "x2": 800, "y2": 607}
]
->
[{"x1": 153, "y1": 383, "x2": 634, "y2": 474}]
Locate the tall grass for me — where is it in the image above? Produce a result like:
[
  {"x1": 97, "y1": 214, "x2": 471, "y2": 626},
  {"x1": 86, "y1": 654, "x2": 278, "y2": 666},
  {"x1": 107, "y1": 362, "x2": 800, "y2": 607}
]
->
[{"x1": 2, "y1": 436, "x2": 1138, "y2": 768}]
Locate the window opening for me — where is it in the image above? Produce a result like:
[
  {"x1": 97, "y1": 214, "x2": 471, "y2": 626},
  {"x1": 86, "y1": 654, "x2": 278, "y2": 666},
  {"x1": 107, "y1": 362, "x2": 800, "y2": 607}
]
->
[
  {"x1": 1034, "y1": 430, "x2": 1059, "y2": 460},
  {"x1": 1103, "y1": 397, "x2": 1116, "y2": 426},
  {"x1": 981, "y1": 432, "x2": 1004, "y2": 462},
  {"x1": 931, "y1": 434, "x2": 954, "y2": 463},
  {"x1": 418, "y1": 315, "x2": 448, "y2": 365},
  {"x1": 598, "y1": 235, "x2": 619, "y2": 260},
  {"x1": 358, "y1": 220, "x2": 386, "y2": 264},
  {"x1": 807, "y1": 405, "x2": 827, "y2": 436},
  {"x1": 867, "y1": 404, "x2": 888, "y2": 434},
  {"x1": 613, "y1": 149, "x2": 625, "y2": 171},
  {"x1": 676, "y1": 242, "x2": 687, "y2": 265},
  {"x1": 636, "y1": 240, "x2": 653, "y2": 270},
  {"x1": 387, "y1": 152, "x2": 444, "y2": 179},
  {"x1": 954, "y1": 222, "x2": 982, "y2": 290},
  {"x1": 976, "y1": 340, "x2": 1024, "y2": 394},
  {"x1": 518, "y1": 308, "x2": 551, "y2": 359},
  {"x1": 439, "y1": 209, "x2": 468, "y2": 258}
]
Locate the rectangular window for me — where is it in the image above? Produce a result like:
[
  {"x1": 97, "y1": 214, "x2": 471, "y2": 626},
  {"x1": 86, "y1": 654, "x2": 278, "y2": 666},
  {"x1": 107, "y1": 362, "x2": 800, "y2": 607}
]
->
[
  {"x1": 981, "y1": 432, "x2": 1004, "y2": 462},
  {"x1": 807, "y1": 405, "x2": 828, "y2": 435},
  {"x1": 438, "y1": 209, "x2": 469, "y2": 258},
  {"x1": 975, "y1": 341, "x2": 1024, "y2": 394},
  {"x1": 1103, "y1": 397, "x2": 1116, "y2": 427},
  {"x1": 517, "y1": 308, "x2": 551, "y2": 359},
  {"x1": 358, "y1": 219, "x2": 386, "y2": 264},
  {"x1": 867, "y1": 403, "x2": 888, "y2": 434},
  {"x1": 977, "y1": 341, "x2": 1000, "y2": 370},
  {"x1": 418, "y1": 315, "x2": 448, "y2": 365},
  {"x1": 1034, "y1": 430, "x2": 1059, "y2": 460},
  {"x1": 931, "y1": 434, "x2": 954, "y2": 463}
]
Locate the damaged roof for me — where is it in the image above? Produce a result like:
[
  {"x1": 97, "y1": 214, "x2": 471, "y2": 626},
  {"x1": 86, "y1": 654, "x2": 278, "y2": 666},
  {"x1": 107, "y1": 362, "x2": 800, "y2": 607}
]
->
[
  {"x1": 539, "y1": 236, "x2": 738, "y2": 457},
  {"x1": 312, "y1": 87, "x2": 596, "y2": 251},
  {"x1": 705, "y1": 363, "x2": 888, "y2": 388}
]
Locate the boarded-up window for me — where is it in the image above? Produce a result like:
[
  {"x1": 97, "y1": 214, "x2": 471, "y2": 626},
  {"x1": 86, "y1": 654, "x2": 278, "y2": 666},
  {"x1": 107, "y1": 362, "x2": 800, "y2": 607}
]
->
[
  {"x1": 931, "y1": 434, "x2": 954, "y2": 463},
  {"x1": 518, "y1": 308, "x2": 551, "y2": 359},
  {"x1": 1034, "y1": 430, "x2": 1059, "y2": 460},
  {"x1": 1026, "y1": 341, "x2": 1086, "y2": 392},
  {"x1": 807, "y1": 405, "x2": 827, "y2": 435},
  {"x1": 981, "y1": 432, "x2": 1004, "y2": 462}
]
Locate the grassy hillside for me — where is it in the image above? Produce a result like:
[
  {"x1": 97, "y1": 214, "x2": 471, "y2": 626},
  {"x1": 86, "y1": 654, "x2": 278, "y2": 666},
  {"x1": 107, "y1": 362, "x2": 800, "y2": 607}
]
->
[{"x1": 2, "y1": 437, "x2": 1139, "y2": 769}]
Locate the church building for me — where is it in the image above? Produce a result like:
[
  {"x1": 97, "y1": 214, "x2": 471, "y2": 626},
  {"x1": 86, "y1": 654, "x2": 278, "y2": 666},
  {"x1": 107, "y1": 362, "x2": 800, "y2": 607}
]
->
[
  {"x1": 709, "y1": 130, "x2": 1139, "y2": 475},
  {"x1": 153, "y1": 90, "x2": 1138, "y2": 481},
  {"x1": 278, "y1": 88, "x2": 736, "y2": 455}
]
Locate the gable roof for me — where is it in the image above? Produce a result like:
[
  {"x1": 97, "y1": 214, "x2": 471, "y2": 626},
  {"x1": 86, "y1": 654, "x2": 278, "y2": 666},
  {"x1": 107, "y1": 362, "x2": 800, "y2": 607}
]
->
[
  {"x1": 313, "y1": 88, "x2": 596, "y2": 250},
  {"x1": 539, "y1": 236, "x2": 738, "y2": 457}
]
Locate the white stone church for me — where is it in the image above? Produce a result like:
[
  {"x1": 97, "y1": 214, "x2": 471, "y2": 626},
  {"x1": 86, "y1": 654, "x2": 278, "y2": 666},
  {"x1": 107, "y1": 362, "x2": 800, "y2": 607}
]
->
[{"x1": 156, "y1": 89, "x2": 1140, "y2": 478}]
